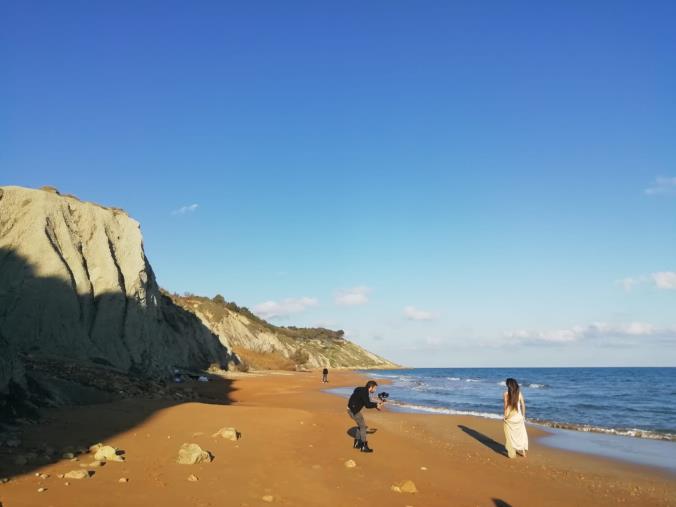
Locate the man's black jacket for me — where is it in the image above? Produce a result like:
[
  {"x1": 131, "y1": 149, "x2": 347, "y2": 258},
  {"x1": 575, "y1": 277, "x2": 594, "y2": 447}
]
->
[{"x1": 348, "y1": 386, "x2": 378, "y2": 414}]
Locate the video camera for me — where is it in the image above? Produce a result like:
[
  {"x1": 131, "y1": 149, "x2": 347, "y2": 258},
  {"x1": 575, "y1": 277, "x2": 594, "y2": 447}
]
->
[{"x1": 377, "y1": 391, "x2": 390, "y2": 402}]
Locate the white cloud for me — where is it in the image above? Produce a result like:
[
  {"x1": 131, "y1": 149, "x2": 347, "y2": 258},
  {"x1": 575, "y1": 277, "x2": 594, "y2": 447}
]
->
[
  {"x1": 171, "y1": 203, "x2": 199, "y2": 215},
  {"x1": 402, "y1": 335, "x2": 449, "y2": 351},
  {"x1": 644, "y1": 176, "x2": 676, "y2": 196},
  {"x1": 652, "y1": 272, "x2": 676, "y2": 289},
  {"x1": 335, "y1": 286, "x2": 371, "y2": 306},
  {"x1": 503, "y1": 322, "x2": 676, "y2": 346},
  {"x1": 253, "y1": 297, "x2": 318, "y2": 320},
  {"x1": 618, "y1": 276, "x2": 648, "y2": 292},
  {"x1": 403, "y1": 306, "x2": 436, "y2": 321},
  {"x1": 618, "y1": 272, "x2": 676, "y2": 291}
]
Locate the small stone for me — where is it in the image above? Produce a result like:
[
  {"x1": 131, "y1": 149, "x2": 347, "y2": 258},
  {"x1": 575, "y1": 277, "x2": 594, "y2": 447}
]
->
[
  {"x1": 6, "y1": 438, "x2": 21, "y2": 448},
  {"x1": 94, "y1": 445, "x2": 124, "y2": 462},
  {"x1": 62, "y1": 452, "x2": 75, "y2": 459},
  {"x1": 391, "y1": 480, "x2": 418, "y2": 494},
  {"x1": 38, "y1": 487, "x2": 47, "y2": 493},
  {"x1": 344, "y1": 460, "x2": 357, "y2": 468},
  {"x1": 187, "y1": 474, "x2": 199, "y2": 482},
  {"x1": 57, "y1": 474, "x2": 64, "y2": 479},
  {"x1": 65, "y1": 470, "x2": 91, "y2": 480},
  {"x1": 64, "y1": 482, "x2": 70, "y2": 486},
  {"x1": 1, "y1": 477, "x2": 9, "y2": 483},
  {"x1": 119, "y1": 477, "x2": 129, "y2": 483},
  {"x1": 262, "y1": 495, "x2": 274, "y2": 502},
  {"x1": 39, "y1": 473, "x2": 50, "y2": 479},
  {"x1": 88, "y1": 461, "x2": 105, "y2": 468},
  {"x1": 420, "y1": 466, "x2": 428, "y2": 471},
  {"x1": 89, "y1": 443, "x2": 103, "y2": 453},
  {"x1": 211, "y1": 427, "x2": 239, "y2": 441},
  {"x1": 177, "y1": 443, "x2": 212, "y2": 465}
]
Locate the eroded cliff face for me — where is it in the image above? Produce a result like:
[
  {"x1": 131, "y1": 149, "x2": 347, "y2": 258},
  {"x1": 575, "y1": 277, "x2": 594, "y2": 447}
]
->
[
  {"x1": 172, "y1": 296, "x2": 397, "y2": 370},
  {"x1": 0, "y1": 186, "x2": 234, "y2": 402}
]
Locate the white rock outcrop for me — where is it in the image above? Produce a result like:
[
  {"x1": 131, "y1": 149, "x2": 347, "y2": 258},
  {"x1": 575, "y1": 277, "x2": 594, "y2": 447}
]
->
[{"x1": 0, "y1": 186, "x2": 234, "y2": 397}]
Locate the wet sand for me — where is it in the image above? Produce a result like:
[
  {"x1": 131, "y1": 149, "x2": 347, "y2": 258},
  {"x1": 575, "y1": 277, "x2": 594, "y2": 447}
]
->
[{"x1": 0, "y1": 370, "x2": 674, "y2": 507}]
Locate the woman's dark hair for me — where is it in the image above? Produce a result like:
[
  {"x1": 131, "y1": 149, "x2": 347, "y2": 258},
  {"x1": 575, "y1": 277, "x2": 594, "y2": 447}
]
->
[
  {"x1": 365, "y1": 380, "x2": 378, "y2": 389},
  {"x1": 506, "y1": 378, "x2": 520, "y2": 410}
]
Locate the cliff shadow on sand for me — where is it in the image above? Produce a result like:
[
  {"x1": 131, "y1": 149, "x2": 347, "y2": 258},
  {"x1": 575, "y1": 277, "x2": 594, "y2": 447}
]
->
[{"x1": 0, "y1": 247, "x2": 237, "y2": 479}]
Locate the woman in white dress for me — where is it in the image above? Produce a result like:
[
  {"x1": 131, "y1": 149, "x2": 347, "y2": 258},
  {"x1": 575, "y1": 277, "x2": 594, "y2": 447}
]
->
[{"x1": 503, "y1": 377, "x2": 528, "y2": 458}]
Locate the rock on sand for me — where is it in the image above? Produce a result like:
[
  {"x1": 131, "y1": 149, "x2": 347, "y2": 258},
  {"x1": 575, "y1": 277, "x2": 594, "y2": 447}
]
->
[{"x1": 177, "y1": 443, "x2": 213, "y2": 465}]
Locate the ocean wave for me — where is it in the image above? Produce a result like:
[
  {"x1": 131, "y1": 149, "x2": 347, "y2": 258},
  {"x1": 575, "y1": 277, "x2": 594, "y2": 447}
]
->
[
  {"x1": 465, "y1": 379, "x2": 480, "y2": 382},
  {"x1": 528, "y1": 383, "x2": 547, "y2": 389},
  {"x1": 389, "y1": 400, "x2": 502, "y2": 420},
  {"x1": 446, "y1": 377, "x2": 461, "y2": 381},
  {"x1": 531, "y1": 419, "x2": 676, "y2": 442}
]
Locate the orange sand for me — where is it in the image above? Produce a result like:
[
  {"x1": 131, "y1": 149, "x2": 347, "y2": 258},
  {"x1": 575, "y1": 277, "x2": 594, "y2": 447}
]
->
[{"x1": 0, "y1": 370, "x2": 674, "y2": 507}]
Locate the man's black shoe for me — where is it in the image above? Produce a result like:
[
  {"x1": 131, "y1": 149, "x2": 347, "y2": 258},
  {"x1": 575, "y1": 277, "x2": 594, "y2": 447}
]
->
[
  {"x1": 353, "y1": 439, "x2": 363, "y2": 449},
  {"x1": 360, "y1": 443, "x2": 374, "y2": 453}
]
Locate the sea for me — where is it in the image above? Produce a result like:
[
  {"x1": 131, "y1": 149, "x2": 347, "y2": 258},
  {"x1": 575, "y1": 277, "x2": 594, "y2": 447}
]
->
[{"x1": 327, "y1": 367, "x2": 676, "y2": 473}]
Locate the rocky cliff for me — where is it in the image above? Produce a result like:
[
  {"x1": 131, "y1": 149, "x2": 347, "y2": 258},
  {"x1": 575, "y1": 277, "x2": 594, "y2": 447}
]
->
[
  {"x1": 0, "y1": 185, "x2": 395, "y2": 413},
  {"x1": 170, "y1": 295, "x2": 396, "y2": 370},
  {"x1": 0, "y1": 186, "x2": 235, "y2": 408}
]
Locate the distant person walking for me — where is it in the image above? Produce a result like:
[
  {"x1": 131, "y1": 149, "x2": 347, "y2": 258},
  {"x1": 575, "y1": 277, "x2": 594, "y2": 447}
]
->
[
  {"x1": 347, "y1": 380, "x2": 383, "y2": 453},
  {"x1": 503, "y1": 378, "x2": 528, "y2": 458},
  {"x1": 322, "y1": 368, "x2": 329, "y2": 383}
]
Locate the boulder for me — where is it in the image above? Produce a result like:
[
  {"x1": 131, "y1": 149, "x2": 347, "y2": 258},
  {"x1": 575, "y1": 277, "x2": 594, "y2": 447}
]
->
[{"x1": 176, "y1": 443, "x2": 212, "y2": 465}]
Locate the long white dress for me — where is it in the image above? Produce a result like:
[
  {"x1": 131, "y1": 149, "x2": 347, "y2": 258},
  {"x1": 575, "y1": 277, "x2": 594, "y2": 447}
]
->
[{"x1": 504, "y1": 393, "x2": 529, "y2": 458}]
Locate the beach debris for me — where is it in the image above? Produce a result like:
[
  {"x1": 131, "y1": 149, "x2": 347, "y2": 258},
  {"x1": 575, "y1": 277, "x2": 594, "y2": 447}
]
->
[
  {"x1": 177, "y1": 443, "x2": 213, "y2": 465},
  {"x1": 64, "y1": 470, "x2": 91, "y2": 480},
  {"x1": 37, "y1": 487, "x2": 47, "y2": 493},
  {"x1": 262, "y1": 495, "x2": 274, "y2": 502},
  {"x1": 94, "y1": 445, "x2": 124, "y2": 462},
  {"x1": 187, "y1": 474, "x2": 199, "y2": 482},
  {"x1": 212, "y1": 427, "x2": 240, "y2": 441},
  {"x1": 38, "y1": 473, "x2": 50, "y2": 479},
  {"x1": 391, "y1": 480, "x2": 418, "y2": 494},
  {"x1": 119, "y1": 477, "x2": 129, "y2": 483},
  {"x1": 344, "y1": 459, "x2": 357, "y2": 468}
]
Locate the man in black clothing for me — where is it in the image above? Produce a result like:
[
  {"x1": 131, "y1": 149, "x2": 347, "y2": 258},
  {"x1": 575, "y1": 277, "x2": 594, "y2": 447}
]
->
[
  {"x1": 322, "y1": 368, "x2": 329, "y2": 383},
  {"x1": 347, "y1": 380, "x2": 383, "y2": 453}
]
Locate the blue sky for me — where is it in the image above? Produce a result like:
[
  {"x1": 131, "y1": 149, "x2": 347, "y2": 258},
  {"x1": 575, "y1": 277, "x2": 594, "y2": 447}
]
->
[{"x1": 3, "y1": 1, "x2": 675, "y2": 366}]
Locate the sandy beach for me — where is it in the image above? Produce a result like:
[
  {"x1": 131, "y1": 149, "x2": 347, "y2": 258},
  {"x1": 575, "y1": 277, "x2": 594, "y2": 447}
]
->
[{"x1": 1, "y1": 370, "x2": 675, "y2": 507}]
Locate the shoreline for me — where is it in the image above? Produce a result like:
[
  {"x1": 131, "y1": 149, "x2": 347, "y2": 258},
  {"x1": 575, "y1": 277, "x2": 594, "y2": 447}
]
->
[
  {"x1": 0, "y1": 369, "x2": 674, "y2": 506},
  {"x1": 328, "y1": 372, "x2": 676, "y2": 476}
]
